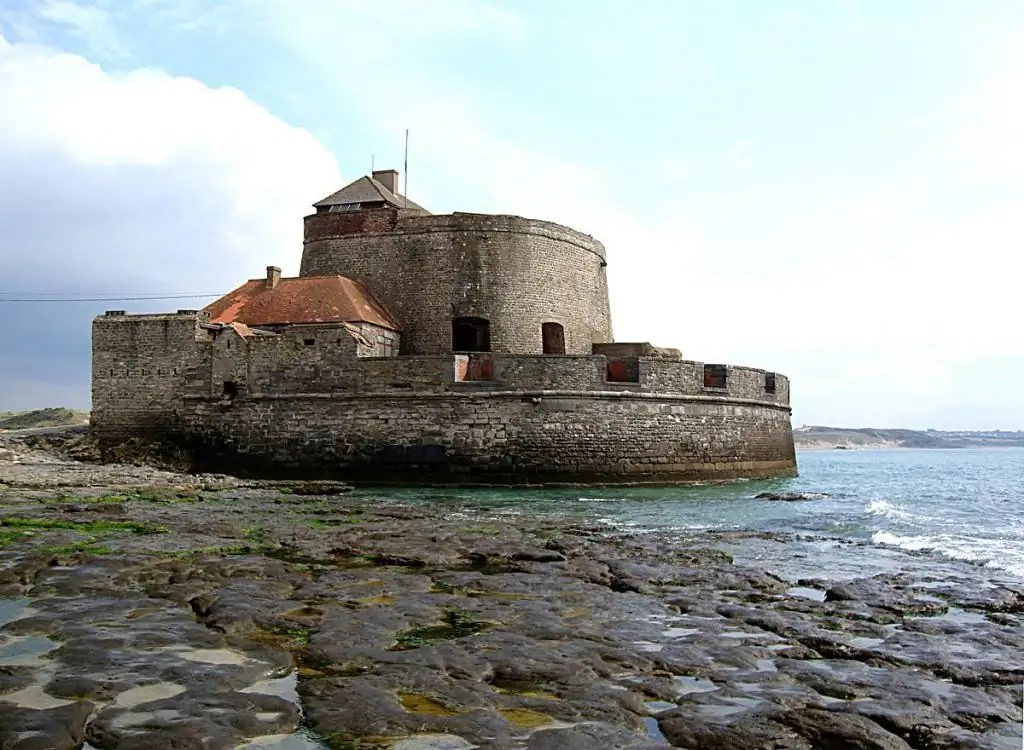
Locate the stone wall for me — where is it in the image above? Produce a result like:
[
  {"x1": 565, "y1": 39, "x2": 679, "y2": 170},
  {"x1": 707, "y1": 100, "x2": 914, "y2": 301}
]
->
[
  {"x1": 180, "y1": 393, "x2": 795, "y2": 485},
  {"x1": 91, "y1": 311, "x2": 212, "y2": 440},
  {"x1": 301, "y1": 212, "x2": 613, "y2": 356},
  {"x1": 92, "y1": 312, "x2": 795, "y2": 484}
]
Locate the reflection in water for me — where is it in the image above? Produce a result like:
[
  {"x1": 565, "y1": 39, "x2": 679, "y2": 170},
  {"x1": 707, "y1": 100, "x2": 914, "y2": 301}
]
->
[
  {"x1": 113, "y1": 682, "x2": 187, "y2": 708},
  {"x1": 643, "y1": 716, "x2": 669, "y2": 744},
  {"x1": 0, "y1": 634, "x2": 58, "y2": 666},
  {"x1": 0, "y1": 598, "x2": 36, "y2": 627},
  {"x1": 673, "y1": 676, "x2": 719, "y2": 695},
  {"x1": 237, "y1": 728, "x2": 331, "y2": 750},
  {"x1": 0, "y1": 684, "x2": 74, "y2": 710},
  {"x1": 787, "y1": 586, "x2": 827, "y2": 601}
]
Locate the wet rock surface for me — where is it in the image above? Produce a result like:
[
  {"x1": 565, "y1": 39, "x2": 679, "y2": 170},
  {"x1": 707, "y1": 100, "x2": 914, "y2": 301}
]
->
[
  {"x1": 753, "y1": 492, "x2": 830, "y2": 502},
  {"x1": 0, "y1": 440, "x2": 1022, "y2": 749}
]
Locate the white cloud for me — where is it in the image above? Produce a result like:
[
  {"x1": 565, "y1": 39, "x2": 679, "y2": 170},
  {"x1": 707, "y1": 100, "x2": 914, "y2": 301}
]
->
[
  {"x1": 122, "y1": 1, "x2": 1024, "y2": 428},
  {"x1": 0, "y1": 33, "x2": 341, "y2": 409},
  {"x1": 4, "y1": 3, "x2": 1024, "y2": 429},
  {"x1": 36, "y1": 0, "x2": 127, "y2": 58}
]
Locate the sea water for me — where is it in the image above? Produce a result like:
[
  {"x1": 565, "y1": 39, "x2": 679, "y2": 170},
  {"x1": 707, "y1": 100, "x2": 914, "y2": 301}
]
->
[{"x1": 348, "y1": 448, "x2": 1024, "y2": 584}]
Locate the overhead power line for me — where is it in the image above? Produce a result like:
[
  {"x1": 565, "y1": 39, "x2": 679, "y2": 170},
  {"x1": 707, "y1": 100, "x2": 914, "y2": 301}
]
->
[{"x1": 0, "y1": 294, "x2": 218, "y2": 303}]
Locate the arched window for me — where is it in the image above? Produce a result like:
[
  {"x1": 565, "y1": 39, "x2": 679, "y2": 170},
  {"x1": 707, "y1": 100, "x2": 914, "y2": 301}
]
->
[
  {"x1": 541, "y1": 322, "x2": 565, "y2": 355},
  {"x1": 452, "y1": 317, "x2": 491, "y2": 352}
]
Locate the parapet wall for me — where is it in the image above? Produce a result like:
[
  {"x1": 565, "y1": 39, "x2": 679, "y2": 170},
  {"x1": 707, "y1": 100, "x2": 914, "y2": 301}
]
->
[
  {"x1": 91, "y1": 311, "x2": 795, "y2": 484},
  {"x1": 91, "y1": 311, "x2": 213, "y2": 441},
  {"x1": 301, "y1": 211, "x2": 613, "y2": 356}
]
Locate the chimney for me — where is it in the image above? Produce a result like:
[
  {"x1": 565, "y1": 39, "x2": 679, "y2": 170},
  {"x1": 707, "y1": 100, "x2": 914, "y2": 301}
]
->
[
  {"x1": 266, "y1": 266, "x2": 281, "y2": 289},
  {"x1": 372, "y1": 169, "x2": 400, "y2": 194}
]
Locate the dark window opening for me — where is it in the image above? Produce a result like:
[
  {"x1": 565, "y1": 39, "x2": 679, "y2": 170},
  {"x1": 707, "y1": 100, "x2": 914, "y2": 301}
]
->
[
  {"x1": 541, "y1": 322, "x2": 566, "y2": 355},
  {"x1": 606, "y1": 358, "x2": 640, "y2": 383},
  {"x1": 303, "y1": 338, "x2": 315, "y2": 346},
  {"x1": 764, "y1": 372, "x2": 777, "y2": 394},
  {"x1": 222, "y1": 381, "x2": 239, "y2": 399},
  {"x1": 704, "y1": 364, "x2": 728, "y2": 389},
  {"x1": 452, "y1": 317, "x2": 491, "y2": 352}
]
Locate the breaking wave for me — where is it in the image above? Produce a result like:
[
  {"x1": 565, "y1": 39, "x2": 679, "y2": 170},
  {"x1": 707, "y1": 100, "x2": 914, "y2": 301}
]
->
[
  {"x1": 865, "y1": 499, "x2": 914, "y2": 522},
  {"x1": 872, "y1": 531, "x2": 1024, "y2": 577}
]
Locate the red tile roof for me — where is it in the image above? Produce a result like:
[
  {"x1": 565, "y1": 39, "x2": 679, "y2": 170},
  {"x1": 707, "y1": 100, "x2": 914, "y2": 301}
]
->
[{"x1": 204, "y1": 275, "x2": 400, "y2": 331}]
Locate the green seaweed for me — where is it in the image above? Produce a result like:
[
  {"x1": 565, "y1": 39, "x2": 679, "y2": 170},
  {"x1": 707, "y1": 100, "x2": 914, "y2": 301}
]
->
[
  {"x1": 40, "y1": 488, "x2": 202, "y2": 505},
  {"x1": 0, "y1": 517, "x2": 168, "y2": 535},
  {"x1": 251, "y1": 623, "x2": 314, "y2": 649},
  {"x1": 0, "y1": 529, "x2": 37, "y2": 547},
  {"x1": 391, "y1": 608, "x2": 488, "y2": 651},
  {"x1": 157, "y1": 544, "x2": 256, "y2": 559},
  {"x1": 302, "y1": 517, "x2": 368, "y2": 527},
  {"x1": 243, "y1": 525, "x2": 270, "y2": 543},
  {"x1": 319, "y1": 735, "x2": 389, "y2": 750},
  {"x1": 43, "y1": 541, "x2": 115, "y2": 555},
  {"x1": 429, "y1": 580, "x2": 463, "y2": 595},
  {"x1": 124, "y1": 488, "x2": 202, "y2": 504}
]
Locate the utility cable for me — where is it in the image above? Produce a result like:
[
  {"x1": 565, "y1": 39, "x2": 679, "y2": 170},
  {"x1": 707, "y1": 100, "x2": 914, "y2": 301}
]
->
[{"x1": 0, "y1": 294, "x2": 218, "y2": 303}]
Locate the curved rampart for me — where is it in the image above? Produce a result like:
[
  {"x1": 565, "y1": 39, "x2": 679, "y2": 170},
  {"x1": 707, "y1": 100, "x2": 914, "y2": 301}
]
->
[
  {"x1": 300, "y1": 212, "x2": 613, "y2": 355},
  {"x1": 171, "y1": 352, "x2": 795, "y2": 485},
  {"x1": 91, "y1": 311, "x2": 797, "y2": 485},
  {"x1": 179, "y1": 389, "x2": 795, "y2": 485}
]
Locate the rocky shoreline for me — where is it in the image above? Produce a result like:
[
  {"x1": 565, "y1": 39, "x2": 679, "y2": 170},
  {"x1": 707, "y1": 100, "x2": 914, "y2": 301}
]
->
[{"x1": 1, "y1": 431, "x2": 1022, "y2": 749}]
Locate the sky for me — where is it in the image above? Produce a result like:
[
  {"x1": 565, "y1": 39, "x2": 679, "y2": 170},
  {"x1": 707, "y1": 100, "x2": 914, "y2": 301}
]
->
[{"x1": 0, "y1": 0, "x2": 1022, "y2": 429}]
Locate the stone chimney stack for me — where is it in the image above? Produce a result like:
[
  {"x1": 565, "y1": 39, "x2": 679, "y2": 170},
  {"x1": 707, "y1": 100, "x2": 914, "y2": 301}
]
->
[
  {"x1": 266, "y1": 266, "x2": 281, "y2": 289},
  {"x1": 372, "y1": 169, "x2": 400, "y2": 194}
]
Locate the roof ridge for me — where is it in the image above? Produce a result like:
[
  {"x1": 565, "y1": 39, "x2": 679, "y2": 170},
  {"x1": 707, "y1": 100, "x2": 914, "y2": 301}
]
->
[
  {"x1": 312, "y1": 174, "x2": 427, "y2": 212},
  {"x1": 203, "y1": 273, "x2": 400, "y2": 331},
  {"x1": 366, "y1": 176, "x2": 397, "y2": 204}
]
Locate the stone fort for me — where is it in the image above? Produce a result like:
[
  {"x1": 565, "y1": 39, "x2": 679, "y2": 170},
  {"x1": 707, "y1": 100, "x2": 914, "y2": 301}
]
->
[{"x1": 91, "y1": 169, "x2": 797, "y2": 484}]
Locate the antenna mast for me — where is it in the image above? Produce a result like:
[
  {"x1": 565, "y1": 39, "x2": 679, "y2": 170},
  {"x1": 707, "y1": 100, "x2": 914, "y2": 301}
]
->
[{"x1": 403, "y1": 129, "x2": 409, "y2": 208}]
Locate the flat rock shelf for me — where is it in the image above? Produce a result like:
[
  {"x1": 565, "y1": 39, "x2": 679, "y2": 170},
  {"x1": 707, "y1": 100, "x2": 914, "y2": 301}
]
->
[{"x1": 0, "y1": 443, "x2": 1022, "y2": 749}]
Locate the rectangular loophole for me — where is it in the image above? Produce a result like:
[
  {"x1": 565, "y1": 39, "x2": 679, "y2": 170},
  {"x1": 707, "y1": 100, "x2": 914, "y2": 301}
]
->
[
  {"x1": 703, "y1": 364, "x2": 727, "y2": 389},
  {"x1": 764, "y1": 372, "x2": 777, "y2": 394},
  {"x1": 606, "y1": 358, "x2": 640, "y2": 383},
  {"x1": 452, "y1": 317, "x2": 490, "y2": 352}
]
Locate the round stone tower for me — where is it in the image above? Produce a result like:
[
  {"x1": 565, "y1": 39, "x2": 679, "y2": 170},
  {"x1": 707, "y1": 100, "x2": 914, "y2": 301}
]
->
[{"x1": 300, "y1": 170, "x2": 613, "y2": 356}]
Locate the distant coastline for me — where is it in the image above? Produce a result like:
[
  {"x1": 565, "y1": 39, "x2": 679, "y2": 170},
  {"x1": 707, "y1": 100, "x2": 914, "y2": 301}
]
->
[{"x1": 794, "y1": 425, "x2": 1024, "y2": 450}]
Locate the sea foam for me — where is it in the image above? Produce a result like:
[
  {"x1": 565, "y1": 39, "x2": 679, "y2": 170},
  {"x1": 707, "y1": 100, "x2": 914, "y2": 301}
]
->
[
  {"x1": 865, "y1": 499, "x2": 913, "y2": 522},
  {"x1": 872, "y1": 531, "x2": 1024, "y2": 576}
]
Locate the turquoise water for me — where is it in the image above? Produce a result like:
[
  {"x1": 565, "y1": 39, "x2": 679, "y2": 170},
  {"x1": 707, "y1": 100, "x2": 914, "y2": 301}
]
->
[{"x1": 351, "y1": 448, "x2": 1024, "y2": 583}]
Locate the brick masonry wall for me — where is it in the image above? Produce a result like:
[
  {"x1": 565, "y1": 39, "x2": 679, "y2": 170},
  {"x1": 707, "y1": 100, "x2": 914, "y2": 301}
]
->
[
  {"x1": 300, "y1": 212, "x2": 613, "y2": 356},
  {"x1": 303, "y1": 207, "x2": 401, "y2": 238}
]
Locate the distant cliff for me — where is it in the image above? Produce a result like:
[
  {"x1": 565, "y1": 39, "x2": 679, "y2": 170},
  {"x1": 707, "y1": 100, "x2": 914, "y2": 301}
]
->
[
  {"x1": 0, "y1": 408, "x2": 89, "y2": 431},
  {"x1": 794, "y1": 426, "x2": 1024, "y2": 450}
]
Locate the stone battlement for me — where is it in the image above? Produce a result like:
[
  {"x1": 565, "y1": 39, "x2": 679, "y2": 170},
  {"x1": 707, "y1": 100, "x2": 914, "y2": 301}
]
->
[
  {"x1": 203, "y1": 352, "x2": 789, "y2": 407},
  {"x1": 301, "y1": 207, "x2": 612, "y2": 356},
  {"x1": 304, "y1": 209, "x2": 606, "y2": 260},
  {"x1": 92, "y1": 312, "x2": 788, "y2": 407},
  {"x1": 91, "y1": 311, "x2": 795, "y2": 484}
]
